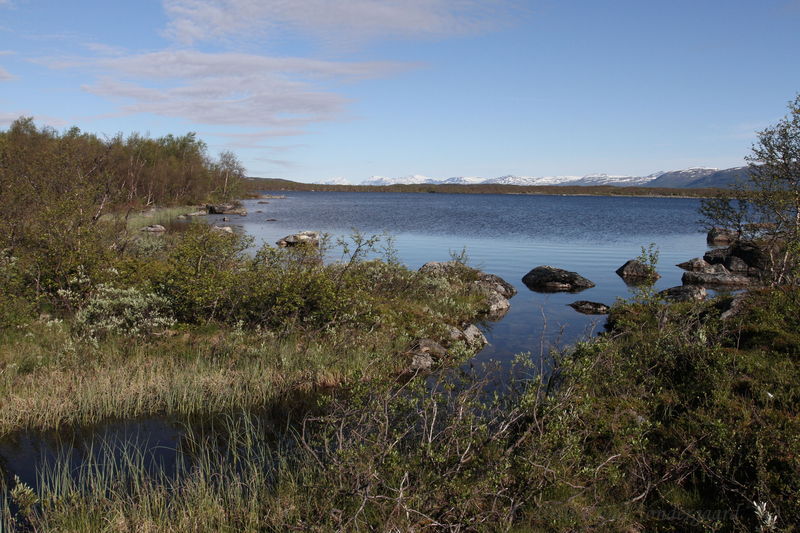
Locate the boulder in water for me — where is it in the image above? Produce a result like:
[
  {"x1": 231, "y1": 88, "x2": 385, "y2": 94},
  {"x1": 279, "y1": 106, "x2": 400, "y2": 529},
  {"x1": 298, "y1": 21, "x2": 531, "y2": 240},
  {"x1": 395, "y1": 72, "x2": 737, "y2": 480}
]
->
[{"x1": 522, "y1": 266, "x2": 595, "y2": 292}]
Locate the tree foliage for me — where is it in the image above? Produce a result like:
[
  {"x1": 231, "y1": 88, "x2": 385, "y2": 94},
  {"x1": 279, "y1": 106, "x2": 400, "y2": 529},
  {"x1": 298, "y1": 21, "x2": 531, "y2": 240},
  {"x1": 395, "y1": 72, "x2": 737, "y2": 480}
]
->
[
  {"x1": 700, "y1": 94, "x2": 800, "y2": 284},
  {"x1": 0, "y1": 117, "x2": 246, "y2": 306}
]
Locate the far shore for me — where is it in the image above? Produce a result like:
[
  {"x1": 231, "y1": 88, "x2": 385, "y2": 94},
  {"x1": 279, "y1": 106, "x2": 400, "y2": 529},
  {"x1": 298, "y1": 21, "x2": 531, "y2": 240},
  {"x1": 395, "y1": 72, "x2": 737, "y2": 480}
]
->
[{"x1": 246, "y1": 177, "x2": 724, "y2": 199}]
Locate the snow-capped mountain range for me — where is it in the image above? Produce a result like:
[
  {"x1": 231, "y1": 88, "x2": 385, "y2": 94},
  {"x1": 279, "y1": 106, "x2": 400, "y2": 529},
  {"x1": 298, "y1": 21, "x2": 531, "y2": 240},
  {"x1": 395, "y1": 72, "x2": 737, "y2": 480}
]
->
[
  {"x1": 348, "y1": 167, "x2": 721, "y2": 187},
  {"x1": 316, "y1": 167, "x2": 750, "y2": 188}
]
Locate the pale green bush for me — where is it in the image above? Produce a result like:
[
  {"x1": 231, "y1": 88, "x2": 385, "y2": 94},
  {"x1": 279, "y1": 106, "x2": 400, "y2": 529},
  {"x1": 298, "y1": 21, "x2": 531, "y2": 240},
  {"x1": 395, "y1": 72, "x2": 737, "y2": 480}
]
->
[{"x1": 74, "y1": 285, "x2": 175, "y2": 340}]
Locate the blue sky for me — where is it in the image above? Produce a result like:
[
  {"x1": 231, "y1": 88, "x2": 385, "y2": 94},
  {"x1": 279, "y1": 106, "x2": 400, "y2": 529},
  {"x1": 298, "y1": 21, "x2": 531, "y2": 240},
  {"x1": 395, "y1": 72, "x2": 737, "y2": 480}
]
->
[{"x1": 1, "y1": 0, "x2": 799, "y2": 182}]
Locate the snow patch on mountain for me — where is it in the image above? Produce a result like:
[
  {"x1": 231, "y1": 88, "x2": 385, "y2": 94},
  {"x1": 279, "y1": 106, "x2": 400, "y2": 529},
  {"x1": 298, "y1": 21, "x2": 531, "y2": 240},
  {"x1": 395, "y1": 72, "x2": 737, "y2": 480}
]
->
[
  {"x1": 361, "y1": 175, "x2": 439, "y2": 186},
  {"x1": 323, "y1": 177, "x2": 352, "y2": 185}
]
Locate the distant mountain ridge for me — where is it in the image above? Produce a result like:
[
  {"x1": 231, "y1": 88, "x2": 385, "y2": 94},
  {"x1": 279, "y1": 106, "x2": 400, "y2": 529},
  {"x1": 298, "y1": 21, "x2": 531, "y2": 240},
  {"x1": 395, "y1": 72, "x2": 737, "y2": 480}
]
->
[{"x1": 350, "y1": 166, "x2": 750, "y2": 189}]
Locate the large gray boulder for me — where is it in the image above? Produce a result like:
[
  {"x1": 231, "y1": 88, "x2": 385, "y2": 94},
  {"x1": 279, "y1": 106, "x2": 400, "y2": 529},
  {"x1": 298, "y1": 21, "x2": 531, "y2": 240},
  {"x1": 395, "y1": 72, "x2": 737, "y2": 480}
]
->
[
  {"x1": 522, "y1": 266, "x2": 595, "y2": 292},
  {"x1": 615, "y1": 259, "x2": 660, "y2": 281},
  {"x1": 277, "y1": 231, "x2": 320, "y2": 247}
]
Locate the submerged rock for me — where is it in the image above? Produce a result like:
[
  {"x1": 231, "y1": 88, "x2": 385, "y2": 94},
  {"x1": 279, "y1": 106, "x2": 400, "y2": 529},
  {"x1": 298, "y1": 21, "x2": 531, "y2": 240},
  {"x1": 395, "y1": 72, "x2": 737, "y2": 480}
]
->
[
  {"x1": 615, "y1": 259, "x2": 660, "y2": 281},
  {"x1": 659, "y1": 285, "x2": 707, "y2": 302},
  {"x1": 277, "y1": 231, "x2": 320, "y2": 247},
  {"x1": 522, "y1": 266, "x2": 595, "y2": 292},
  {"x1": 568, "y1": 301, "x2": 610, "y2": 315}
]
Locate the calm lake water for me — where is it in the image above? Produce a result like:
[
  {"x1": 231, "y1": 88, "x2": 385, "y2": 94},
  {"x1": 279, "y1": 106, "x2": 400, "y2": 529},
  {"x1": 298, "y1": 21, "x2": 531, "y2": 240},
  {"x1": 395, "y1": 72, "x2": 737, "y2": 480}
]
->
[
  {"x1": 235, "y1": 191, "x2": 709, "y2": 364},
  {"x1": 1, "y1": 191, "x2": 712, "y2": 497}
]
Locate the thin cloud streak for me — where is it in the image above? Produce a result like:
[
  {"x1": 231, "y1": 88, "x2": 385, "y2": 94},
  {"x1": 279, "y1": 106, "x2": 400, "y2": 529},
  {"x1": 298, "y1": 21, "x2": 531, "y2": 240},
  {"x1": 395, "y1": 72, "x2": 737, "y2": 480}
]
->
[{"x1": 162, "y1": 0, "x2": 517, "y2": 45}]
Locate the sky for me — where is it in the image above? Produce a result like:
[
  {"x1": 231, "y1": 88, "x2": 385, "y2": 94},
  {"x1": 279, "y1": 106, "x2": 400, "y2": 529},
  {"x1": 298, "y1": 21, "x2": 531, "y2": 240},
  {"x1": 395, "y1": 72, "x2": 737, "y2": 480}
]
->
[{"x1": 1, "y1": 0, "x2": 799, "y2": 183}]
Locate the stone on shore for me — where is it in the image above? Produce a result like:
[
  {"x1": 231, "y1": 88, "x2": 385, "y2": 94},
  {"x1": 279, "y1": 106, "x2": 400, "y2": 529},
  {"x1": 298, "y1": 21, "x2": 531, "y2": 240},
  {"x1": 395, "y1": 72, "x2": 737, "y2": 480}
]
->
[
  {"x1": 206, "y1": 203, "x2": 247, "y2": 216},
  {"x1": 677, "y1": 257, "x2": 712, "y2": 272},
  {"x1": 682, "y1": 270, "x2": 751, "y2": 287}
]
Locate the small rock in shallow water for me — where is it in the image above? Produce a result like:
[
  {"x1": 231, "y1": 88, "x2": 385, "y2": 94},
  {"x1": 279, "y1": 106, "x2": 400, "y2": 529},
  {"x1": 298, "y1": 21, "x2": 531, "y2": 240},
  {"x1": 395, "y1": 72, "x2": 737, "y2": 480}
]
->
[{"x1": 568, "y1": 301, "x2": 609, "y2": 315}]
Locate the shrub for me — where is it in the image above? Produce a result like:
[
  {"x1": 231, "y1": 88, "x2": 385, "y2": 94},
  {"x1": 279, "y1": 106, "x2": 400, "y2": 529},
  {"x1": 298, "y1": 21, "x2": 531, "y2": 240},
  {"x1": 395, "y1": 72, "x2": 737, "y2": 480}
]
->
[{"x1": 74, "y1": 285, "x2": 175, "y2": 340}]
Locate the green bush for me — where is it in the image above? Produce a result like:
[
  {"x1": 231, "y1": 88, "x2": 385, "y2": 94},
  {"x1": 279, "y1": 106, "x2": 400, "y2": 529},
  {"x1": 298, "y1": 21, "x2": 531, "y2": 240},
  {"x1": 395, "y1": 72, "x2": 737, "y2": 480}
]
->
[{"x1": 74, "y1": 284, "x2": 175, "y2": 340}]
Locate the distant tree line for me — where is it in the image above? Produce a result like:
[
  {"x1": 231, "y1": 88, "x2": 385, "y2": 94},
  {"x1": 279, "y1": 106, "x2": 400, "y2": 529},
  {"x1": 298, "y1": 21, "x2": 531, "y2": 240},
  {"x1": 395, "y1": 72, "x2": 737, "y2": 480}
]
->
[{"x1": 248, "y1": 177, "x2": 724, "y2": 198}]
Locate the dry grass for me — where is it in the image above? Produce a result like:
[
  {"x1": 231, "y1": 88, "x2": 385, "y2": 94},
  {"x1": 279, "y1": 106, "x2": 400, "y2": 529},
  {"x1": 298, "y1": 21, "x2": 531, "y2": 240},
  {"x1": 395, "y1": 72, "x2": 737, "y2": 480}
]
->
[{"x1": 0, "y1": 321, "x2": 411, "y2": 437}]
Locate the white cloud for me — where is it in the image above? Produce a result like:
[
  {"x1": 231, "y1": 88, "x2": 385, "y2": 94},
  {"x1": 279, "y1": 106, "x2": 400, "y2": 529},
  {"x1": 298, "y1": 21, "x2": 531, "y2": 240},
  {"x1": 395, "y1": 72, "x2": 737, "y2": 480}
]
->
[
  {"x1": 38, "y1": 49, "x2": 405, "y2": 131},
  {"x1": 162, "y1": 0, "x2": 515, "y2": 45}
]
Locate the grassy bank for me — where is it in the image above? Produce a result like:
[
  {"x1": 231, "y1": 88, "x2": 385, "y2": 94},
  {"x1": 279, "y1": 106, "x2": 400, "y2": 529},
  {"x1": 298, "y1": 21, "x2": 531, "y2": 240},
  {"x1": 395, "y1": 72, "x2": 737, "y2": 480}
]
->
[
  {"x1": 5, "y1": 287, "x2": 798, "y2": 531},
  {"x1": 0, "y1": 227, "x2": 489, "y2": 436}
]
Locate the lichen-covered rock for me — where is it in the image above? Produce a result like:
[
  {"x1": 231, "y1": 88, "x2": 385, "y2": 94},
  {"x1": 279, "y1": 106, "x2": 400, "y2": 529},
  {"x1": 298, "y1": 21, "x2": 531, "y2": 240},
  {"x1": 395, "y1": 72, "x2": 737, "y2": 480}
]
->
[
  {"x1": 462, "y1": 324, "x2": 487, "y2": 348},
  {"x1": 476, "y1": 273, "x2": 517, "y2": 298},
  {"x1": 522, "y1": 266, "x2": 595, "y2": 292}
]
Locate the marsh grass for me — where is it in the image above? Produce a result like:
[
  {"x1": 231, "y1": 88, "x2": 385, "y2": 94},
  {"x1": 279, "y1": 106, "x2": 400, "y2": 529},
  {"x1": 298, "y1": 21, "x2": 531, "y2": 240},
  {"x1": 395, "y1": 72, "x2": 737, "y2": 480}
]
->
[{"x1": 0, "y1": 322, "x2": 416, "y2": 436}]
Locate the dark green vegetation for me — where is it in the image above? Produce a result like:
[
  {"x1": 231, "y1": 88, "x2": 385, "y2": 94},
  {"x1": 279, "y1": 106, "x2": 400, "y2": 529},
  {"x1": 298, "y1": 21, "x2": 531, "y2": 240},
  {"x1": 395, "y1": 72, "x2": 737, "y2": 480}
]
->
[{"x1": 248, "y1": 177, "x2": 725, "y2": 198}]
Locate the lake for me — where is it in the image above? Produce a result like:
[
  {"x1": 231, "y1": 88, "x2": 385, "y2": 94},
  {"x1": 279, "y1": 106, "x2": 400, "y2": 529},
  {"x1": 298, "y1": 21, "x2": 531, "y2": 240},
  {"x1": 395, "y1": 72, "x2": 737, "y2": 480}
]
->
[{"x1": 234, "y1": 191, "x2": 709, "y2": 364}]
